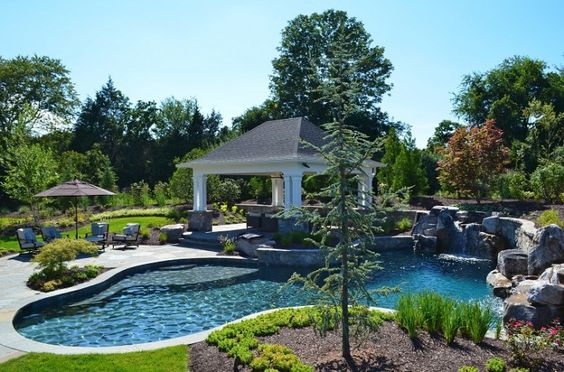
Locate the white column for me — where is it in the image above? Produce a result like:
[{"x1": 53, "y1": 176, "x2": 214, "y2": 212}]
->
[
  {"x1": 358, "y1": 168, "x2": 374, "y2": 208},
  {"x1": 291, "y1": 175, "x2": 302, "y2": 208},
  {"x1": 271, "y1": 176, "x2": 284, "y2": 207},
  {"x1": 283, "y1": 175, "x2": 292, "y2": 210},
  {"x1": 202, "y1": 175, "x2": 208, "y2": 211},
  {"x1": 192, "y1": 174, "x2": 207, "y2": 211}
]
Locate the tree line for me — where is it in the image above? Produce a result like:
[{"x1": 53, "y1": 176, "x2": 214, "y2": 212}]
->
[{"x1": 1, "y1": 9, "x2": 563, "y2": 212}]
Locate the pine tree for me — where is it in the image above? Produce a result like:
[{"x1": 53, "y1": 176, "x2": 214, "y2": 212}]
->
[{"x1": 285, "y1": 29, "x2": 388, "y2": 362}]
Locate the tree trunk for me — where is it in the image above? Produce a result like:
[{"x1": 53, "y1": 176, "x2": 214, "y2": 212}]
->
[{"x1": 339, "y1": 166, "x2": 352, "y2": 361}]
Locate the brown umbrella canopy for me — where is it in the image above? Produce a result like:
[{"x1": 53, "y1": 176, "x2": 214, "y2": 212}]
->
[
  {"x1": 35, "y1": 180, "x2": 115, "y2": 238},
  {"x1": 35, "y1": 179, "x2": 115, "y2": 197}
]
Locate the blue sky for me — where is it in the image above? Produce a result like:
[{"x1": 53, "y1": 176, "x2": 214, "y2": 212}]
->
[{"x1": 1, "y1": 0, "x2": 563, "y2": 147}]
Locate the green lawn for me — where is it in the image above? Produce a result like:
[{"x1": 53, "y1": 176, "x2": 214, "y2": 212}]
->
[
  {"x1": 0, "y1": 345, "x2": 188, "y2": 372},
  {"x1": 0, "y1": 216, "x2": 174, "y2": 253}
]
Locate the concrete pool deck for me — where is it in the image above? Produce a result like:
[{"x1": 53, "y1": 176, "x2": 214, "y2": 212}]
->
[{"x1": 0, "y1": 233, "x2": 241, "y2": 362}]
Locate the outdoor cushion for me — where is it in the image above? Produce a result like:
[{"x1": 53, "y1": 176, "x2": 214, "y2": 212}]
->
[
  {"x1": 91, "y1": 223, "x2": 108, "y2": 236},
  {"x1": 23, "y1": 228, "x2": 36, "y2": 242}
]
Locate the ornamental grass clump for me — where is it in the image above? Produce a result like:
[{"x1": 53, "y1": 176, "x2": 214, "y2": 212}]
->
[
  {"x1": 418, "y1": 291, "x2": 446, "y2": 334},
  {"x1": 396, "y1": 294, "x2": 423, "y2": 339},
  {"x1": 441, "y1": 299, "x2": 462, "y2": 345},
  {"x1": 459, "y1": 301, "x2": 494, "y2": 344}
]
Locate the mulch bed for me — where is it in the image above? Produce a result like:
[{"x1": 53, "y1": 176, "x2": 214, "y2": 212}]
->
[{"x1": 189, "y1": 322, "x2": 564, "y2": 371}]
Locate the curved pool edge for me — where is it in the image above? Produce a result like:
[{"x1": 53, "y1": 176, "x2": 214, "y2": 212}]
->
[{"x1": 0, "y1": 255, "x2": 260, "y2": 355}]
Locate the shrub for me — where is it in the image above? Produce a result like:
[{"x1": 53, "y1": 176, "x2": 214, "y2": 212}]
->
[
  {"x1": 91, "y1": 207, "x2": 171, "y2": 220},
  {"x1": 153, "y1": 181, "x2": 170, "y2": 207},
  {"x1": 537, "y1": 209, "x2": 564, "y2": 228},
  {"x1": 130, "y1": 180, "x2": 153, "y2": 206},
  {"x1": 505, "y1": 319, "x2": 563, "y2": 369},
  {"x1": 485, "y1": 357, "x2": 506, "y2": 372},
  {"x1": 494, "y1": 171, "x2": 529, "y2": 200},
  {"x1": 33, "y1": 239, "x2": 98, "y2": 277},
  {"x1": 459, "y1": 301, "x2": 493, "y2": 344},
  {"x1": 213, "y1": 179, "x2": 241, "y2": 206},
  {"x1": 249, "y1": 344, "x2": 313, "y2": 372},
  {"x1": 458, "y1": 366, "x2": 479, "y2": 372},
  {"x1": 396, "y1": 217, "x2": 413, "y2": 232},
  {"x1": 530, "y1": 161, "x2": 564, "y2": 203},
  {"x1": 218, "y1": 235, "x2": 236, "y2": 255},
  {"x1": 159, "y1": 232, "x2": 168, "y2": 245}
]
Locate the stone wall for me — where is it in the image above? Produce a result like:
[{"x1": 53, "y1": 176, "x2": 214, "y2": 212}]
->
[{"x1": 256, "y1": 247, "x2": 326, "y2": 267}]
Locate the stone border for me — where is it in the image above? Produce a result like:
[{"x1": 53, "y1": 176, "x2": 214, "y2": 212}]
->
[{"x1": 0, "y1": 256, "x2": 258, "y2": 355}]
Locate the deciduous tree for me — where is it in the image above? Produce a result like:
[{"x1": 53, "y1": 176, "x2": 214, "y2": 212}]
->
[{"x1": 437, "y1": 120, "x2": 509, "y2": 202}]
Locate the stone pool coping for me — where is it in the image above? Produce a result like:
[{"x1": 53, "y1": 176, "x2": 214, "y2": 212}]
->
[{"x1": 0, "y1": 255, "x2": 264, "y2": 355}]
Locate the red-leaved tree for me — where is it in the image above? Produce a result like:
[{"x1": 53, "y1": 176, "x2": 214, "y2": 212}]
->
[{"x1": 437, "y1": 120, "x2": 509, "y2": 203}]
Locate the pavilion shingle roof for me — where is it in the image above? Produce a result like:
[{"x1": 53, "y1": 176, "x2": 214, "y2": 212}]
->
[{"x1": 188, "y1": 117, "x2": 328, "y2": 164}]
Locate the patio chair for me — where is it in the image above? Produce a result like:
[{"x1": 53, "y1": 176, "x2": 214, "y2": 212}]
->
[
  {"x1": 16, "y1": 228, "x2": 44, "y2": 254},
  {"x1": 84, "y1": 222, "x2": 109, "y2": 249},
  {"x1": 40, "y1": 226, "x2": 67, "y2": 243},
  {"x1": 111, "y1": 223, "x2": 140, "y2": 249}
]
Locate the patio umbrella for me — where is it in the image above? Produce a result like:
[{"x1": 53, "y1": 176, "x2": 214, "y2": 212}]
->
[{"x1": 35, "y1": 179, "x2": 115, "y2": 239}]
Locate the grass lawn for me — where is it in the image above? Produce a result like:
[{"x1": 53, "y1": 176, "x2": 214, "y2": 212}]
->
[
  {"x1": 0, "y1": 216, "x2": 174, "y2": 253},
  {"x1": 0, "y1": 345, "x2": 188, "y2": 372}
]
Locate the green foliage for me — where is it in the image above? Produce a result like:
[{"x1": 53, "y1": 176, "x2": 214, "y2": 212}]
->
[
  {"x1": 377, "y1": 129, "x2": 428, "y2": 196},
  {"x1": 0, "y1": 55, "x2": 79, "y2": 140},
  {"x1": 270, "y1": 9, "x2": 394, "y2": 139},
  {"x1": 536, "y1": 209, "x2": 564, "y2": 228},
  {"x1": 396, "y1": 292, "x2": 492, "y2": 345},
  {"x1": 249, "y1": 344, "x2": 313, "y2": 372},
  {"x1": 207, "y1": 307, "x2": 388, "y2": 370},
  {"x1": 485, "y1": 357, "x2": 506, "y2": 372},
  {"x1": 2, "y1": 143, "x2": 59, "y2": 213},
  {"x1": 153, "y1": 181, "x2": 169, "y2": 207},
  {"x1": 395, "y1": 294, "x2": 422, "y2": 339},
  {"x1": 212, "y1": 179, "x2": 241, "y2": 206},
  {"x1": 218, "y1": 235, "x2": 236, "y2": 255},
  {"x1": 91, "y1": 208, "x2": 171, "y2": 221},
  {"x1": 274, "y1": 231, "x2": 318, "y2": 248},
  {"x1": 168, "y1": 148, "x2": 209, "y2": 204},
  {"x1": 158, "y1": 232, "x2": 167, "y2": 245},
  {"x1": 129, "y1": 180, "x2": 152, "y2": 207},
  {"x1": 248, "y1": 176, "x2": 271, "y2": 203},
  {"x1": 493, "y1": 171, "x2": 529, "y2": 200},
  {"x1": 453, "y1": 56, "x2": 563, "y2": 146},
  {"x1": 32, "y1": 239, "x2": 98, "y2": 276},
  {"x1": 459, "y1": 302, "x2": 494, "y2": 344},
  {"x1": 530, "y1": 161, "x2": 564, "y2": 203},
  {"x1": 427, "y1": 120, "x2": 464, "y2": 150},
  {"x1": 396, "y1": 218, "x2": 412, "y2": 232},
  {"x1": 505, "y1": 319, "x2": 563, "y2": 369},
  {"x1": 0, "y1": 345, "x2": 188, "y2": 372},
  {"x1": 458, "y1": 366, "x2": 479, "y2": 372},
  {"x1": 28, "y1": 262, "x2": 103, "y2": 292}
]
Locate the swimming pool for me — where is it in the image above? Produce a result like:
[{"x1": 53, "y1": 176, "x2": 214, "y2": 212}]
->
[{"x1": 15, "y1": 250, "x2": 500, "y2": 347}]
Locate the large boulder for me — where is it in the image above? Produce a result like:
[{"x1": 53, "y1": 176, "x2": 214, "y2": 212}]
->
[
  {"x1": 503, "y1": 293, "x2": 538, "y2": 325},
  {"x1": 528, "y1": 224, "x2": 564, "y2": 275},
  {"x1": 463, "y1": 224, "x2": 507, "y2": 259},
  {"x1": 527, "y1": 282, "x2": 564, "y2": 306},
  {"x1": 413, "y1": 234, "x2": 437, "y2": 253},
  {"x1": 482, "y1": 216, "x2": 500, "y2": 235},
  {"x1": 412, "y1": 214, "x2": 437, "y2": 236},
  {"x1": 486, "y1": 269, "x2": 512, "y2": 298},
  {"x1": 160, "y1": 224, "x2": 185, "y2": 243},
  {"x1": 538, "y1": 264, "x2": 564, "y2": 285},
  {"x1": 435, "y1": 209, "x2": 463, "y2": 252},
  {"x1": 498, "y1": 249, "x2": 528, "y2": 278}
]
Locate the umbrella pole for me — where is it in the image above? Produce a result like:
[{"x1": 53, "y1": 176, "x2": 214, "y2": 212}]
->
[{"x1": 75, "y1": 200, "x2": 78, "y2": 239}]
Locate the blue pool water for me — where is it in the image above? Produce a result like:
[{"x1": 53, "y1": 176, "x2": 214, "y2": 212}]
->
[{"x1": 15, "y1": 250, "x2": 501, "y2": 347}]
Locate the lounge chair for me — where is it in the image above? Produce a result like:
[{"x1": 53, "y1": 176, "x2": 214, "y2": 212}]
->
[
  {"x1": 111, "y1": 223, "x2": 140, "y2": 249},
  {"x1": 40, "y1": 226, "x2": 66, "y2": 243},
  {"x1": 84, "y1": 222, "x2": 109, "y2": 249},
  {"x1": 16, "y1": 228, "x2": 44, "y2": 253}
]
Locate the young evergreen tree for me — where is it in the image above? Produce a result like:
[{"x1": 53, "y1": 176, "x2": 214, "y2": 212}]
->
[{"x1": 286, "y1": 29, "x2": 387, "y2": 362}]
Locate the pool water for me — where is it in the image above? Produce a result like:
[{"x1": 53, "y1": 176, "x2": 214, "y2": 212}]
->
[{"x1": 15, "y1": 250, "x2": 500, "y2": 347}]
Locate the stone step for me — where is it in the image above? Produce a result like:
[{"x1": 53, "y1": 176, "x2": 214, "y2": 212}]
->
[{"x1": 178, "y1": 237, "x2": 222, "y2": 250}]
